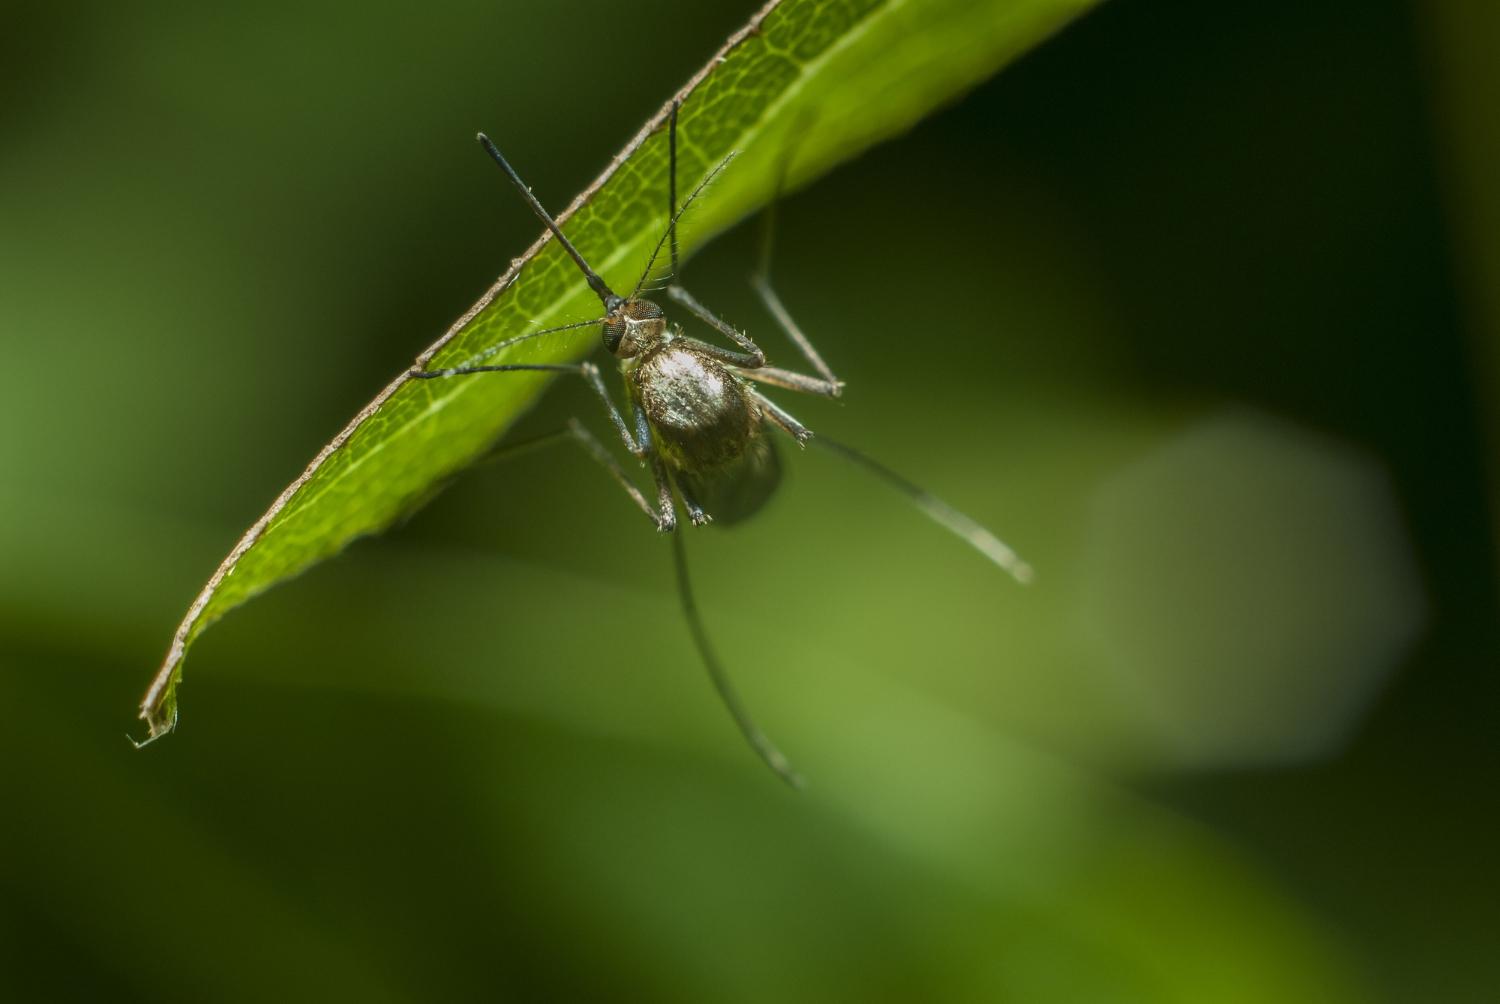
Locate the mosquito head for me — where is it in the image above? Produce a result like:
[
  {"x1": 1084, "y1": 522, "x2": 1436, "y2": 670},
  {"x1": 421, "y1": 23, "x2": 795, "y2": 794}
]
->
[{"x1": 602, "y1": 297, "x2": 665, "y2": 358}]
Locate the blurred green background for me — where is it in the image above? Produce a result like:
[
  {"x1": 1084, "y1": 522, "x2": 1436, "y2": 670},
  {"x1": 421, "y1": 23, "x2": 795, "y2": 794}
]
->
[{"x1": 3, "y1": 0, "x2": 1496, "y2": 1001}]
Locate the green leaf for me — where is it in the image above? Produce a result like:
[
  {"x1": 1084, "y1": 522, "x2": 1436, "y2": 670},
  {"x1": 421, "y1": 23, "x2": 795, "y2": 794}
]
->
[{"x1": 138, "y1": 0, "x2": 1102, "y2": 741}]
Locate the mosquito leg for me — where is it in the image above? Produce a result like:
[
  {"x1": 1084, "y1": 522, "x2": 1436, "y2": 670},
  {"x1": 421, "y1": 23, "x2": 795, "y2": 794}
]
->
[
  {"x1": 664, "y1": 285, "x2": 766, "y2": 369},
  {"x1": 747, "y1": 278, "x2": 844, "y2": 398},
  {"x1": 812, "y1": 434, "x2": 1033, "y2": 584},
  {"x1": 674, "y1": 477, "x2": 712, "y2": 527},
  {"x1": 469, "y1": 420, "x2": 672, "y2": 531},
  {"x1": 671, "y1": 530, "x2": 803, "y2": 788},
  {"x1": 564, "y1": 419, "x2": 677, "y2": 531},
  {"x1": 631, "y1": 400, "x2": 656, "y2": 462},
  {"x1": 740, "y1": 365, "x2": 843, "y2": 400},
  {"x1": 750, "y1": 389, "x2": 812, "y2": 447},
  {"x1": 747, "y1": 148, "x2": 844, "y2": 398},
  {"x1": 619, "y1": 399, "x2": 680, "y2": 530},
  {"x1": 647, "y1": 451, "x2": 677, "y2": 532},
  {"x1": 410, "y1": 360, "x2": 647, "y2": 458}
]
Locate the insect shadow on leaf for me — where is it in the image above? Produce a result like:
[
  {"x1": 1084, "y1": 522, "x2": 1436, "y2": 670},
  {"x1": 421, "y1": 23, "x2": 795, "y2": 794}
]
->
[{"x1": 410, "y1": 101, "x2": 1032, "y2": 787}]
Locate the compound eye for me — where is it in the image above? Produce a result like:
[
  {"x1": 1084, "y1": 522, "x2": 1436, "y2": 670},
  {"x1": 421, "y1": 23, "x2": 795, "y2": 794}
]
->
[
  {"x1": 602, "y1": 316, "x2": 625, "y2": 354},
  {"x1": 626, "y1": 299, "x2": 663, "y2": 321}
]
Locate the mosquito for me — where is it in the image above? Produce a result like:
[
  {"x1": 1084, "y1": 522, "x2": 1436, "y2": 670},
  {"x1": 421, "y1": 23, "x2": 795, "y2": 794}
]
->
[{"x1": 410, "y1": 102, "x2": 1031, "y2": 787}]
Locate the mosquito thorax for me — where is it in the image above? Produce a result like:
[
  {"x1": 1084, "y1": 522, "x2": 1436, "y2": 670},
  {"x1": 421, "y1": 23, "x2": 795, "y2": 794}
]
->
[{"x1": 602, "y1": 297, "x2": 667, "y2": 358}]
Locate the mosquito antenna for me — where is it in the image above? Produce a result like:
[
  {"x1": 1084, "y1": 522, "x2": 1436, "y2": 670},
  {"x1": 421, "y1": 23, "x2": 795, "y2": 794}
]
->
[
  {"x1": 672, "y1": 531, "x2": 805, "y2": 788},
  {"x1": 632, "y1": 151, "x2": 738, "y2": 299},
  {"x1": 813, "y1": 436, "x2": 1034, "y2": 584},
  {"x1": 421, "y1": 316, "x2": 605, "y2": 377},
  {"x1": 476, "y1": 133, "x2": 621, "y2": 309},
  {"x1": 668, "y1": 100, "x2": 681, "y2": 279}
]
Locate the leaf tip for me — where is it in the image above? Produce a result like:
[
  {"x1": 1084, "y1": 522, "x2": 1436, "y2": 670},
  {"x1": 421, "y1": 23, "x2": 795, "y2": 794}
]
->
[{"x1": 133, "y1": 676, "x2": 181, "y2": 748}]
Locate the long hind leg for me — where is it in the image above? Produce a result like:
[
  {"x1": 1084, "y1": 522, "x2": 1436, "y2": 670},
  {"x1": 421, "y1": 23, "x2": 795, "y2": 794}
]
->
[
  {"x1": 812, "y1": 434, "x2": 1033, "y2": 584},
  {"x1": 672, "y1": 530, "x2": 803, "y2": 788}
]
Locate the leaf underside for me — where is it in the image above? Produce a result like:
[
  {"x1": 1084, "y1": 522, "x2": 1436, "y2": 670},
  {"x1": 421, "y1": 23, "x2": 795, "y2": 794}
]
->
[{"x1": 139, "y1": 0, "x2": 1102, "y2": 740}]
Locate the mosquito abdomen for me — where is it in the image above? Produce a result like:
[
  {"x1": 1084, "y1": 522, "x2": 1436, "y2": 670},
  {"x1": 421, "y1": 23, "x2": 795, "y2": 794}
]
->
[{"x1": 635, "y1": 342, "x2": 762, "y2": 472}]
